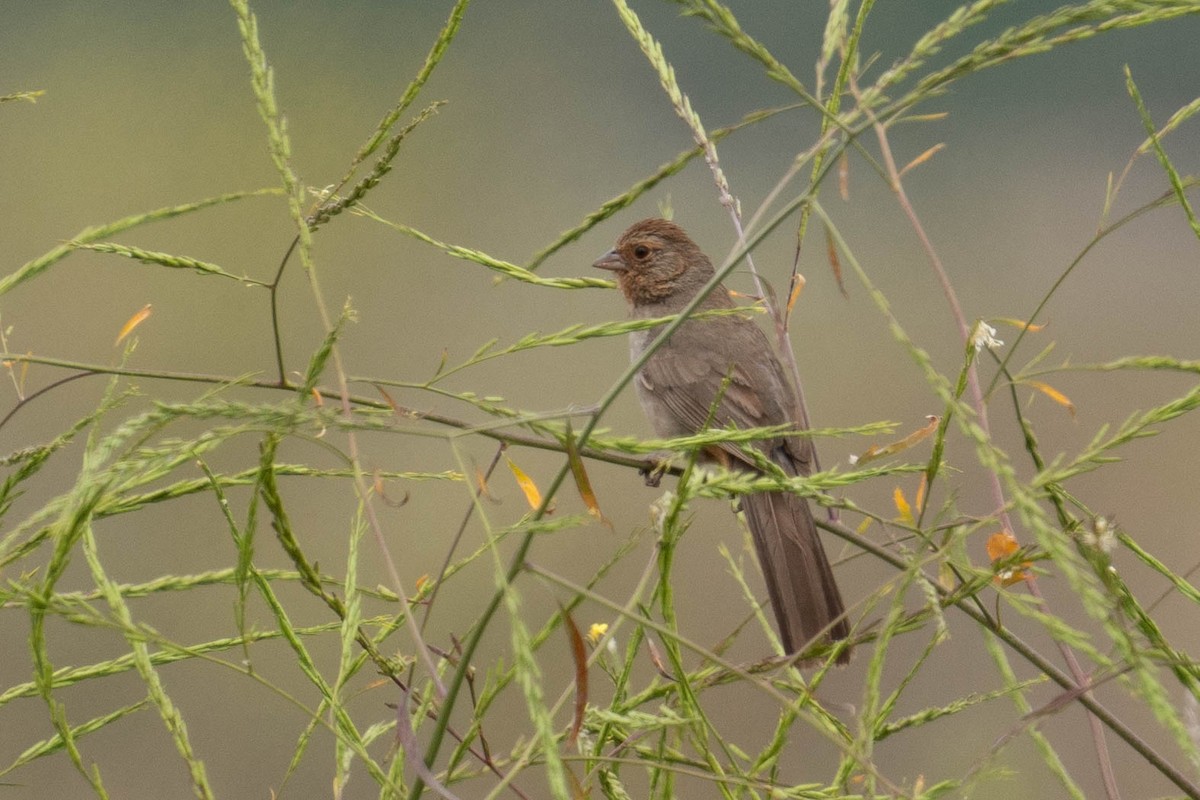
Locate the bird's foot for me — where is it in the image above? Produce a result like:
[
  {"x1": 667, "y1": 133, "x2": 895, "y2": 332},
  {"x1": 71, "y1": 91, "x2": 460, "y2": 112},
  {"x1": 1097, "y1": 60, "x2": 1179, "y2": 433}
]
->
[{"x1": 639, "y1": 454, "x2": 672, "y2": 488}]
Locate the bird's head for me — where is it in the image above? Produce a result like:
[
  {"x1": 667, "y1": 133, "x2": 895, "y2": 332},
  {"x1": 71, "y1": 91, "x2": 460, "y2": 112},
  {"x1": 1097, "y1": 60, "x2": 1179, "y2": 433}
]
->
[{"x1": 593, "y1": 218, "x2": 713, "y2": 306}]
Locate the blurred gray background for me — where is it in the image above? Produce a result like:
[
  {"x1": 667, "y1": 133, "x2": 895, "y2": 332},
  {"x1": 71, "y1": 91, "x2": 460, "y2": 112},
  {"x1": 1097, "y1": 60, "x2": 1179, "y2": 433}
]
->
[{"x1": 2, "y1": 2, "x2": 1199, "y2": 798}]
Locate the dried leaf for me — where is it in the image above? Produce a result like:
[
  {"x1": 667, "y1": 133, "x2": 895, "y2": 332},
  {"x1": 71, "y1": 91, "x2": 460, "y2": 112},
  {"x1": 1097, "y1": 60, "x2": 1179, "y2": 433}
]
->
[
  {"x1": 898, "y1": 143, "x2": 945, "y2": 178},
  {"x1": 852, "y1": 416, "x2": 939, "y2": 465},
  {"x1": 646, "y1": 638, "x2": 675, "y2": 682},
  {"x1": 506, "y1": 457, "x2": 542, "y2": 510},
  {"x1": 915, "y1": 473, "x2": 928, "y2": 516},
  {"x1": 824, "y1": 224, "x2": 847, "y2": 298},
  {"x1": 849, "y1": 445, "x2": 880, "y2": 465},
  {"x1": 993, "y1": 317, "x2": 1046, "y2": 333},
  {"x1": 115, "y1": 303, "x2": 152, "y2": 345},
  {"x1": 1025, "y1": 380, "x2": 1076, "y2": 417},
  {"x1": 560, "y1": 605, "x2": 588, "y2": 748},
  {"x1": 374, "y1": 384, "x2": 400, "y2": 414},
  {"x1": 565, "y1": 421, "x2": 607, "y2": 525}
]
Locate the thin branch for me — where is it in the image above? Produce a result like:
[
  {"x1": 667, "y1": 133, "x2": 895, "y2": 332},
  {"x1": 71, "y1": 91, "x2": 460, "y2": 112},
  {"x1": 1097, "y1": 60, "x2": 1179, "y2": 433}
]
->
[{"x1": 848, "y1": 72, "x2": 1122, "y2": 800}]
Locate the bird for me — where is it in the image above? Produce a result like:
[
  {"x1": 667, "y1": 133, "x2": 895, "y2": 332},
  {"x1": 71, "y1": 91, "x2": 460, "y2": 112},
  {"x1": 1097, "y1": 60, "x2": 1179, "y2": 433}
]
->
[{"x1": 594, "y1": 218, "x2": 850, "y2": 662}]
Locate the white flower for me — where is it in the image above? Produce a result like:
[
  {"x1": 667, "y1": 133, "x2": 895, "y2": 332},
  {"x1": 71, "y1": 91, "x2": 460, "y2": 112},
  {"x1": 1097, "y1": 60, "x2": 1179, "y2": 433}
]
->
[
  {"x1": 308, "y1": 183, "x2": 336, "y2": 203},
  {"x1": 971, "y1": 321, "x2": 1004, "y2": 352},
  {"x1": 649, "y1": 491, "x2": 676, "y2": 534},
  {"x1": 1082, "y1": 516, "x2": 1117, "y2": 554}
]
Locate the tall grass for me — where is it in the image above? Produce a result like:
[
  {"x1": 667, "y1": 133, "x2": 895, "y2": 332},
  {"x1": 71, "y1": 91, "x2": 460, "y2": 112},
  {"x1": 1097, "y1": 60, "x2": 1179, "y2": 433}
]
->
[{"x1": 3, "y1": 1, "x2": 1200, "y2": 798}]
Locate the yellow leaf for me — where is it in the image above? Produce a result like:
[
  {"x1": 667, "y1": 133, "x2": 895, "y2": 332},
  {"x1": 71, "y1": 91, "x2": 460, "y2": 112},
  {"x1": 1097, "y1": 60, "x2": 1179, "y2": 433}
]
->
[
  {"x1": 855, "y1": 516, "x2": 874, "y2": 535},
  {"x1": 115, "y1": 303, "x2": 152, "y2": 345},
  {"x1": 1025, "y1": 380, "x2": 1075, "y2": 417},
  {"x1": 893, "y1": 486, "x2": 914, "y2": 525},
  {"x1": 506, "y1": 457, "x2": 542, "y2": 510},
  {"x1": 786, "y1": 273, "x2": 806, "y2": 316}
]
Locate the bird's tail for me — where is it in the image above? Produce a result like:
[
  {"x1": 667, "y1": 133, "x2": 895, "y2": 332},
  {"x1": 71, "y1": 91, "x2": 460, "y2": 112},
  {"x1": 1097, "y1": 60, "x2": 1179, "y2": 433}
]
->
[{"x1": 739, "y1": 489, "x2": 850, "y2": 663}]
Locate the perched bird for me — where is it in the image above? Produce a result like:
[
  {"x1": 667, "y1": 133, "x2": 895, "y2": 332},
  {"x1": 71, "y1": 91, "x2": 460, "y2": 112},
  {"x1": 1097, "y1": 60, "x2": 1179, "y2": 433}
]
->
[{"x1": 594, "y1": 218, "x2": 849, "y2": 662}]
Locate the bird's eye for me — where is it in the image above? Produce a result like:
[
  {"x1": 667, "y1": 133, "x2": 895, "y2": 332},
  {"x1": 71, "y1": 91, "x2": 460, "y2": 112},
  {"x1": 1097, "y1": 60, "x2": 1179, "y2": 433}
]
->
[{"x1": 633, "y1": 245, "x2": 650, "y2": 260}]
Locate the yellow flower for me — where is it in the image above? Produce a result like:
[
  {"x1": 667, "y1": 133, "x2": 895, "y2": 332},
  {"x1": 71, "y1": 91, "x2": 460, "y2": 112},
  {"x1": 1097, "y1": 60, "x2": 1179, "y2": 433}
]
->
[{"x1": 587, "y1": 623, "x2": 608, "y2": 645}]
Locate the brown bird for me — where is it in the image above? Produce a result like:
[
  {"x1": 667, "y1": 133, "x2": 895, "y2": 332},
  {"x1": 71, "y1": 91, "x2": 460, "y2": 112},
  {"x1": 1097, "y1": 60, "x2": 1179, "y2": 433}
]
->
[{"x1": 594, "y1": 218, "x2": 850, "y2": 662}]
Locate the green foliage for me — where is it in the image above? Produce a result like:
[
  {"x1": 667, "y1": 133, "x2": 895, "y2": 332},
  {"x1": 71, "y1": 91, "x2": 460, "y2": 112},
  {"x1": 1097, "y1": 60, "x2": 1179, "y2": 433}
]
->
[{"x1": 3, "y1": 2, "x2": 1200, "y2": 799}]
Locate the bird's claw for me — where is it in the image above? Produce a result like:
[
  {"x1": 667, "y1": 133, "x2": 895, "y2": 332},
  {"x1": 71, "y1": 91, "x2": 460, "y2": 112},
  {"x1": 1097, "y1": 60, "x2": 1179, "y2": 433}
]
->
[{"x1": 639, "y1": 456, "x2": 671, "y2": 488}]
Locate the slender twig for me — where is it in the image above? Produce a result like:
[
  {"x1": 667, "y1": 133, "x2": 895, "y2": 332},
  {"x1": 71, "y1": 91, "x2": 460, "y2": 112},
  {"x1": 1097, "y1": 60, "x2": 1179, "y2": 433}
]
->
[
  {"x1": 229, "y1": 0, "x2": 445, "y2": 700},
  {"x1": 848, "y1": 73, "x2": 1122, "y2": 800},
  {"x1": 420, "y1": 442, "x2": 508, "y2": 634},
  {"x1": 809, "y1": 514, "x2": 1198, "y2": 800},
  {"x1": 267, "y1": 235, "x2": 301, "y2": 386}
]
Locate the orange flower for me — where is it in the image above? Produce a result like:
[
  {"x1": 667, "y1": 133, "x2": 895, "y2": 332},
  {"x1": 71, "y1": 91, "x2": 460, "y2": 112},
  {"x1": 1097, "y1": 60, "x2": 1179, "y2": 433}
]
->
[{"x1": 986, "y1": 530, "x2": 1031, "y2": 586}]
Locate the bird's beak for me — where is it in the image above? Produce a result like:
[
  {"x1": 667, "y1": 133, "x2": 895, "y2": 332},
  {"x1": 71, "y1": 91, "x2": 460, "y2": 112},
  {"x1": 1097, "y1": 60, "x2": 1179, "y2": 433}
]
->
[{"x1": 593, "y1": 249, "x2": 626, "y2": 272}]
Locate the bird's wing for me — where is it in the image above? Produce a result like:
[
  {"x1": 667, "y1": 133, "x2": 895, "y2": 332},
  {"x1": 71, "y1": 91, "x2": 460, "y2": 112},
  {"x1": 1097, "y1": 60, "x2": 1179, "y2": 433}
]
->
[{"x1": 638, "y1": 318, "x2": 812, "y2": 474}]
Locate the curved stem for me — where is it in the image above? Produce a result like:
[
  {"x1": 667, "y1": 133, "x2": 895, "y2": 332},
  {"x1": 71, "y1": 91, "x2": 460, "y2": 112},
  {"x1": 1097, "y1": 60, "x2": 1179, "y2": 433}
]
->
[{"x1": 267, "y1": 235, "x2": 301, "y2": 387}]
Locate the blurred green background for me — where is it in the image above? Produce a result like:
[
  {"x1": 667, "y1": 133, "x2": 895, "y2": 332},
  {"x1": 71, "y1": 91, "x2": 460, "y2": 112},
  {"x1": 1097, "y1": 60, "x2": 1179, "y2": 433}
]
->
[{"x1": 2, "y1": 2, "x2": 1199, "y2": 798}]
